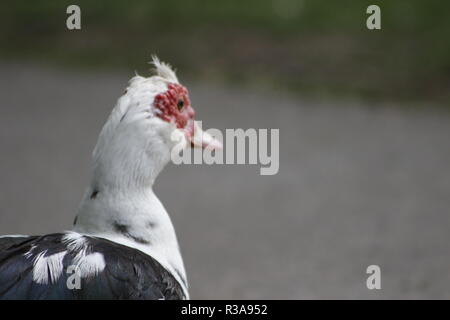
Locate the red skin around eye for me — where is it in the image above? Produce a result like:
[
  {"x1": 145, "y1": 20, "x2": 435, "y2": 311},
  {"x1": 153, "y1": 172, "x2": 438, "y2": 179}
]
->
[{"x1": 153, "y1": 83, "x2": 195, "y2": 132}]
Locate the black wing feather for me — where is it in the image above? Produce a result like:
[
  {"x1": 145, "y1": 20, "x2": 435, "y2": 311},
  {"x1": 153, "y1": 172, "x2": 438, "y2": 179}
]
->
[{"x1": 0, "y1": 234, "x2": 185, "y2": 300}]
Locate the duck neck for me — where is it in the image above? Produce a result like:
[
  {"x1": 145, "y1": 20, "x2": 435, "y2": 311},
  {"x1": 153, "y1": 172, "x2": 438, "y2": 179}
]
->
[{"x1": 73, "y1": 178, "x2": 188, "y2": 297}]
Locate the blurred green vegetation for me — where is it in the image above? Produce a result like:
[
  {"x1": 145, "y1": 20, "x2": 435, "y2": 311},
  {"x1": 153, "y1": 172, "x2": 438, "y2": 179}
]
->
[{"x1": 0, "y1": 0, "x2": 449, "y2": 105}]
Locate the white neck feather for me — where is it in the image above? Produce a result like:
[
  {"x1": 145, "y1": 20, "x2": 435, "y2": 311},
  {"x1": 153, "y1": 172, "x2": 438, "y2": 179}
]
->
[{"x1": 73, "y1": 184, "x2": 188, "y2": 296}]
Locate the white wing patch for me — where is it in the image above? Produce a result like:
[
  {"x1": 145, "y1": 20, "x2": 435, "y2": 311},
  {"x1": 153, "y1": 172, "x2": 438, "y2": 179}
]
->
[
  {"x1": 62, "y1": 232, "x2": 88, "y2": 251},
  {"x1": 25, "y1": 232, "x2": 106, "y2": 284},
  {"x1": 32, "y1": 251, "x2": 67, "y2": 284},
  {"x1": 73, "y1": 252, "x2": 106, "y2": 278}
]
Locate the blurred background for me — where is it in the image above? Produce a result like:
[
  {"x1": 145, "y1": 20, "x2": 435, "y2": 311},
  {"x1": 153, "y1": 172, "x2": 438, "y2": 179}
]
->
[{"x1": 0, "y1": 0, "x2": 449, "y2": 299}]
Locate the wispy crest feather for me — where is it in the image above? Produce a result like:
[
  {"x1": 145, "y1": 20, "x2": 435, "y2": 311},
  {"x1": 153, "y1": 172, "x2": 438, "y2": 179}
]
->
[{"x1": 150, "y1": 55, "x2": 179, "y2": 83}]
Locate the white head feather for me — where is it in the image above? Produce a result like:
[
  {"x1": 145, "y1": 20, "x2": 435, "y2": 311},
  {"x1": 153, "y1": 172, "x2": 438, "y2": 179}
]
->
[
  {"x1": 150, "y1": 55, "x2": 179, "y2": 84},
  {"x1": 89, "y1": 57, "x2": 189, "y2": 192}
]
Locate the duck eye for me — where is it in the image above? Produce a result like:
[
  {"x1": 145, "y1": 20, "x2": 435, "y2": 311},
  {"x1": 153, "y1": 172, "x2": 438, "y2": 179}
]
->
[{"x1": 177, "y1": 99, "x2": 184, "y2": 111}]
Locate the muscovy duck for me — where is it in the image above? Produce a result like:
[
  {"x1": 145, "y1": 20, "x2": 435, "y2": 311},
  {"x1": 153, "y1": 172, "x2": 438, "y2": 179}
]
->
[{"x1": 0, "y1": 57, "x2": 221, "y2": 300}]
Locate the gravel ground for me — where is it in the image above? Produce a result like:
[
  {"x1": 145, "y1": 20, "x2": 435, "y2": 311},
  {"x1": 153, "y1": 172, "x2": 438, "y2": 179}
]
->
[{"x1": 0, "y1": 62, "x2": 449, "y2": 299}]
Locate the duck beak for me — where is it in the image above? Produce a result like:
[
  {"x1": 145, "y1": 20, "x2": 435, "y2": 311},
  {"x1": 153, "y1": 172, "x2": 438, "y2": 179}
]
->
[{"x1": 187, "y1": 120, "x2": 222, "y2": 150}]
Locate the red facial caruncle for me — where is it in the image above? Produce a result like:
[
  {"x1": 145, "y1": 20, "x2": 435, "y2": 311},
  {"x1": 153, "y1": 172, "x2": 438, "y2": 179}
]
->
[
  {"x1": 152, "y1": 83, "x2": 222, "y2": 150},
  {"x1": 153, "y1": 83, "x2": 195, "y2": 137}
]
